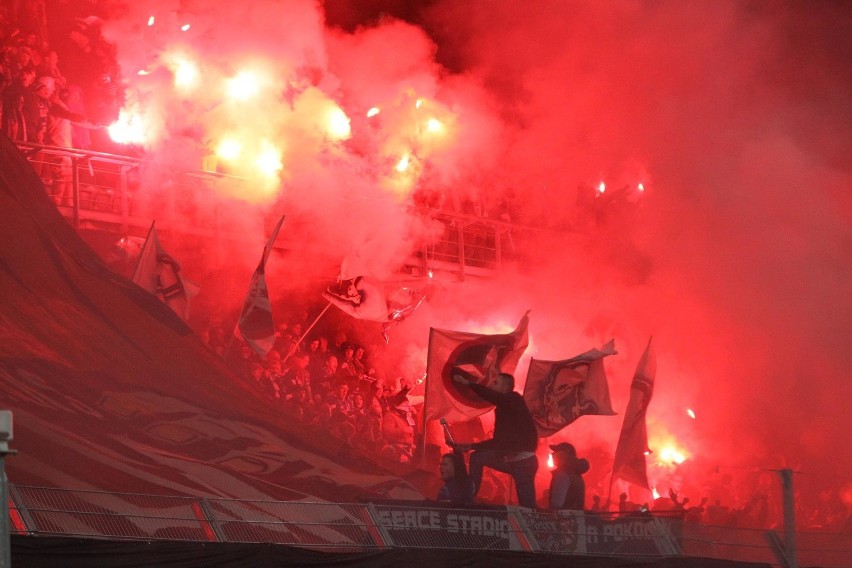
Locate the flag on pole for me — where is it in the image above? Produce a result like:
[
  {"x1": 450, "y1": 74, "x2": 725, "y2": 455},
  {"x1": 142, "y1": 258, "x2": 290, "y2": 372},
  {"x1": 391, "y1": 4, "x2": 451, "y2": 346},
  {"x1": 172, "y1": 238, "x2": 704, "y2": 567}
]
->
[
  {"x1": 523, "y1": 339, "x2": 617, "y2": 437},
  {"x1": 612, "y1": 337, "x2": 656, "y2": 489},
  {"x1": 235, "y1": 215, "x2": 285, "y2": 358},
  {"x1": 382, "y1": 284, "x2": 430, "y2": 338},
  {"x1": 323, "y1": 275, "x2": 389, "y2": 322},
  {"x1": 323, "y1": 254, "x2": 431, "y2": 341},
  {"x1": 425, "y1": 311, "x2": 530, "y2": 422},
  {"x1": 131, "y1": 222, "x2": 198, "y2": 321}
]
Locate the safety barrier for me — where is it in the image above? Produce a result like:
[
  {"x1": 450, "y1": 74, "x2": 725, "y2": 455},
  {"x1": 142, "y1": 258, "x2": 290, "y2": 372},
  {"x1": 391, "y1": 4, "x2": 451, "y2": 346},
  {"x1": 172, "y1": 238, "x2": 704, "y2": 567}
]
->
[
  {"x1": 8, "y1": 484, "x2": 851, "y2": 565},
  {"x1": 15, "y1": 142, "x2": 538, "y2": 279}
]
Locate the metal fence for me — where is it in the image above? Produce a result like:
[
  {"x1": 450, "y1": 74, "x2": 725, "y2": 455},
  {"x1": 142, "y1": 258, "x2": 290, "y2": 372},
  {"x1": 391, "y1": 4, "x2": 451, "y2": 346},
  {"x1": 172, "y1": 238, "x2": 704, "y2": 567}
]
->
[
  {"x1": 16, "y1": 142, "x2": 538, "y2": 279},
  {"x1": 7, "y1": 484, "x2": 851, "y2": 566}
]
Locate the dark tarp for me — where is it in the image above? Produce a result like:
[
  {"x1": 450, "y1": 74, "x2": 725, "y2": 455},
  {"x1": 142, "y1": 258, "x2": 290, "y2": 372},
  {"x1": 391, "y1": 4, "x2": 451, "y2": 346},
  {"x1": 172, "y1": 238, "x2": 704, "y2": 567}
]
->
[{"x1": 0, "y1": 133, "x2": 432, "y2": 502}]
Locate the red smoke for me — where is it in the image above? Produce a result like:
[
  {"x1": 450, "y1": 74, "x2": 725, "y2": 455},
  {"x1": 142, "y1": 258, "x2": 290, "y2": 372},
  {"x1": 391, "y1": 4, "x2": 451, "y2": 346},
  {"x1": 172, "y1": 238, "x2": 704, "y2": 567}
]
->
[{"x1": 92, "y1": 0, "x2": 850, "y2": 509}]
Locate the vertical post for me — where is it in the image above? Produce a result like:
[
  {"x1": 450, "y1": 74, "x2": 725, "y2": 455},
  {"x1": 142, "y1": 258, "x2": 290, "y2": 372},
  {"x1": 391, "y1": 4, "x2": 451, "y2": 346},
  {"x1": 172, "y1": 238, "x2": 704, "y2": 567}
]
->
[
  {"x1": 120, "y1": 165, "x2": 130, "y2": 234},
  {"x1": 417, "y1": 329, "x2": 433, "y2": 467},
  {"x1": 0, "y1": 409, "x2": 14, "y2": 568},
  {"x1": 456, "y1": 222, "x2": 466, "y2": 282},
  {"x1": 71, "y1": 155, "x2": 80, "y2": 228},
  {"x1": 0, "y1": 455, "x2": 9, "y2": 568},
  {"x1": 494, "y1": 226, "x2": 502, "y2": 272},
  {"x1": 780, "y1": 468, "x2": 797, "y2": 568}
]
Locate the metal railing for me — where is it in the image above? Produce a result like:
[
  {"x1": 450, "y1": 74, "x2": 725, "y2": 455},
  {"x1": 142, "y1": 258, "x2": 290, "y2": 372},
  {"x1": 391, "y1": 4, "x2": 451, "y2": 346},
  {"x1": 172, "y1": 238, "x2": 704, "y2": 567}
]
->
[
  {"x1": 15, "y1": 142, "x2": 541, "y2": 279},
  {"x1": 7, "y1": 484, "x2": 851, "y2": 566}
]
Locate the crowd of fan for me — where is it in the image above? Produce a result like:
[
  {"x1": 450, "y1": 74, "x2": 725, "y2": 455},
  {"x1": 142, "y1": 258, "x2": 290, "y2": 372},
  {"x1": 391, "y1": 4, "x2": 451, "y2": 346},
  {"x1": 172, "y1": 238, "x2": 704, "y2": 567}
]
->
[
  {"x1": 1, "y1": 3, "x2": 120, "y2": 204},
  {"x1": 200, "y1": 309, "x2": 421, "y2": 465},
  {"x1": 199, "y1": 307, "x2": 851, "y2": 532}
]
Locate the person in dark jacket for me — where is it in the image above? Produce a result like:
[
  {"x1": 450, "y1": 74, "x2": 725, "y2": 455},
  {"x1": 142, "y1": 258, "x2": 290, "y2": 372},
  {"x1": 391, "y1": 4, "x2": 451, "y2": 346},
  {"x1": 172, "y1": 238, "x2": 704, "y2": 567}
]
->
[
  {"x1": 548, "y1": 442, "x2": 590, "y2": 510},
  {"x1": 450, "y1": 372, "x2": 539, "y2": 508},
  {"x1": 436, "y1": 451, "x2": 475, "y2": 506}
]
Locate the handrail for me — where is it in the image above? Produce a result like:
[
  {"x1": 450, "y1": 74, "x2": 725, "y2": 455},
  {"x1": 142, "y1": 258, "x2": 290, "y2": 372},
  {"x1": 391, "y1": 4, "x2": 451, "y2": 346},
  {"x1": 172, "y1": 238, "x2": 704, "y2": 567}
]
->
[{"x1": 14, "y1": 142, "x2": 548, "y2": 278}]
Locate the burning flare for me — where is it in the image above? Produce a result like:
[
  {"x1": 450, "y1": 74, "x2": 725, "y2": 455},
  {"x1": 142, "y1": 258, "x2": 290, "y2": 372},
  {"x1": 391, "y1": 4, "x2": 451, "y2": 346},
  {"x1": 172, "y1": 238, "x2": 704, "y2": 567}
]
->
[
  {"x1": 226, "y1": 70, "x2": 262, "y2": 101},
  {"x1": 108, "y1": 109, "x2": 146, "y2": 145}
]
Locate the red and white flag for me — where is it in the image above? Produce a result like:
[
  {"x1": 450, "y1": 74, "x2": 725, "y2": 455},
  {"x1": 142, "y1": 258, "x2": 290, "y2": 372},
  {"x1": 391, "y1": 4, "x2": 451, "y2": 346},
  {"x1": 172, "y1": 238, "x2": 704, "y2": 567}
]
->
[
  {"x1": 612, "y1": 337, "x2": 656, "y2": 489},
  {"x1": 323, "y1": 275, "x2": 389, "y2": 322},
  {"x1": 425, "y1": 311, "x2": 530, "y2": 422},
  {"x1": 234, "y1": 215, "x2": 285, "y2": 358},
  {"x1": 523, "y1": 339, "x2": 617, "y2": 437},
  {"x1": 132, "y1": 222, "x2": 198, "y2": 321}
]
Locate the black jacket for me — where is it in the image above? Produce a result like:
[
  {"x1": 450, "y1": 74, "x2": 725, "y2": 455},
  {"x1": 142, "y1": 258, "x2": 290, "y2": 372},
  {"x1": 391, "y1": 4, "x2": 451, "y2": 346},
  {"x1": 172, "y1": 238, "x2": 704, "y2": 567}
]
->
[{"x1": 468, "y1": 382, "x2": 538, "y2": 454}]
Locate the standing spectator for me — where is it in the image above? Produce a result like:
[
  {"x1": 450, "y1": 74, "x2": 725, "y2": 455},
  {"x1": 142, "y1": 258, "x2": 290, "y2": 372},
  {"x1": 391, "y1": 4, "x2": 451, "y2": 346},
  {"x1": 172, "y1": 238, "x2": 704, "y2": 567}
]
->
[
  {"x1": 351, "y1": 345, "x2": 367, "y2": 376},
  {"x1": 23, "y1": 74, "x2": 52, "y2": 143},
  {"x1": 247, "y1": 362, "x2": 275, "y2": 397},
  {"x1": 280, "y1": 353, "x2": 311, "y2": 400},
  {"x1": 44, "y1": 86, "x2": 90, "y2": 205},
  {"x1": 1, "y1": 64, "x2": 35, "y2": 140},
  {"x1": 305, "y1": 337, "x2": 327, "y2": 386},
  {"x1": 263, "y1": 360, "x2": 284, "y2": 399},
  {"x1": 312, "y1": 353, "x2": 339, "y2": 397},
  {"x1": 339, "y1": 343, "x2": 359, "y2": 386},
  {"x1": 548, "y1": 442, "x2": 590, "y2": 510},
  {"x1": 36, "y1": 49, "x2": 66, "y2": 89},
  {"x1": 327, "y1": 382, "x2": 353, "y2": 421},
  {"x1": 437, "y1": 452, "x2": 475, "y2": 506}
]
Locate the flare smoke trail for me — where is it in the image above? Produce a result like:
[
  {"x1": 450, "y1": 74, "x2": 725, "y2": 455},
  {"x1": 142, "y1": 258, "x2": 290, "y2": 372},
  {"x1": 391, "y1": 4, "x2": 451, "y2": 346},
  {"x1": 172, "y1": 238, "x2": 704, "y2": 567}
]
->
[{"x1": 96, "y1": 0, "x2": 850, "y2": 498}]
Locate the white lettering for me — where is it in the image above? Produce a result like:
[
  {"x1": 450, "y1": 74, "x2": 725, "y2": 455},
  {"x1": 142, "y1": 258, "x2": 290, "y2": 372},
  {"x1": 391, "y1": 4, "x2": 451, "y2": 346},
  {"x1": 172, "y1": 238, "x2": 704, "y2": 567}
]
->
[{"x1": 391, "y1": 510, "x2": 404, "y2": 528}]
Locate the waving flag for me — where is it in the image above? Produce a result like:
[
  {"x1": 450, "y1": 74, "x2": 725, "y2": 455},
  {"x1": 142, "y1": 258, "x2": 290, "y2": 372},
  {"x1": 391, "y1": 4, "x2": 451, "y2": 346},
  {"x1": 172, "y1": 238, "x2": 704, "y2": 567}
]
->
[
  {"x1": 323, "y1": 259, "x2": 430, "y2": 341},
  {"x1": 425, "y1": 311, "x2": 530, "y2": 422},
  {"x1": 612, "y1": 337, "x2": 656, "y2": 489},
  {"x1": 131, "y1": 222, "x2": 198, "y2": 321},
  {"x1": 523, "y1": 339, "x2": 617, "y2": 437},
  {"x1": 324, "y1": 275, "x2": 389, "y2": 322},
  {"x1": 235, "y1": 215, "x2": 285, "y2": 357}
]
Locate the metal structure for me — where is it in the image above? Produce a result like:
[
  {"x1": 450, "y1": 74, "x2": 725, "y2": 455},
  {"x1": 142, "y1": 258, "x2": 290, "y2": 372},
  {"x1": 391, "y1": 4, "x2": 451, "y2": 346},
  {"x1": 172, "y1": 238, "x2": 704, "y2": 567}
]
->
[
  {"x1": 6, "y1": 484, "x2": 851, "y2": 566},
  {"x1": 0, "y1": 411, "x2": 13, "y2": 568},
  {"x1": 15, "y1": 142, "x2": 538, "y2": 281}
]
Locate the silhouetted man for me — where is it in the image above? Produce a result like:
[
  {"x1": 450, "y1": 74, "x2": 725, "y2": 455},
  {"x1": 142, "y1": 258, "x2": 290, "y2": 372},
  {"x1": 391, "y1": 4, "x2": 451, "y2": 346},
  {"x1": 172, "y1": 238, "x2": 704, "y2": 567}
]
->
[{"x1": 450, "y1": 372, "x2": 539, "y2": 508}]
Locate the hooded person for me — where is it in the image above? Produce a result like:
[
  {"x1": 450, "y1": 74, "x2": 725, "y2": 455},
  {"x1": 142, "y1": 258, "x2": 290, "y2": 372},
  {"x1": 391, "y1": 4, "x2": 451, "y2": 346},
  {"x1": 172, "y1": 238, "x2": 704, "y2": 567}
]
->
[
  {"x1": 436, "y1": 451, "x2": 475, "y2": 506},
  {"x1": 548, "y1": 442, "x2": 591, "y2": 510}
]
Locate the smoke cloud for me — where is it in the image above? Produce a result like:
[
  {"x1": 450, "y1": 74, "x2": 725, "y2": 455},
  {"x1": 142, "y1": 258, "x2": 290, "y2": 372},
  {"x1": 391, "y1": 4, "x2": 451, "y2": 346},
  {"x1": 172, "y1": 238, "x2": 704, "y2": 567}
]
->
[{"x1": 97, "y1": 0, "x2": 850, "y2": 500}]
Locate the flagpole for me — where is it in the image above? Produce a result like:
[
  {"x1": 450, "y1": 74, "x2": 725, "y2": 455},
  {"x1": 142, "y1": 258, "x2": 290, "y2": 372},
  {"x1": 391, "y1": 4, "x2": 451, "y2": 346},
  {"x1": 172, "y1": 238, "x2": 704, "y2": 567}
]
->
[
  {"x1": 223, "y1": 327, "x2": 237, "y2": 361},
  {"x1": 229, "y1": 214, "x2": 287, "y2": 361},
  {"x1": 131, "y1": 220, "x2": 155, "y2": 284},
  {"x1": 417, "y1": 328, "x2": 434, "y2": 467},
  {"x1": 606, "y1": 469, "x2": 616, "y2": 512},
  {"x1": 282, "y1": 301, "x2": 332, "y2": 364}
]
